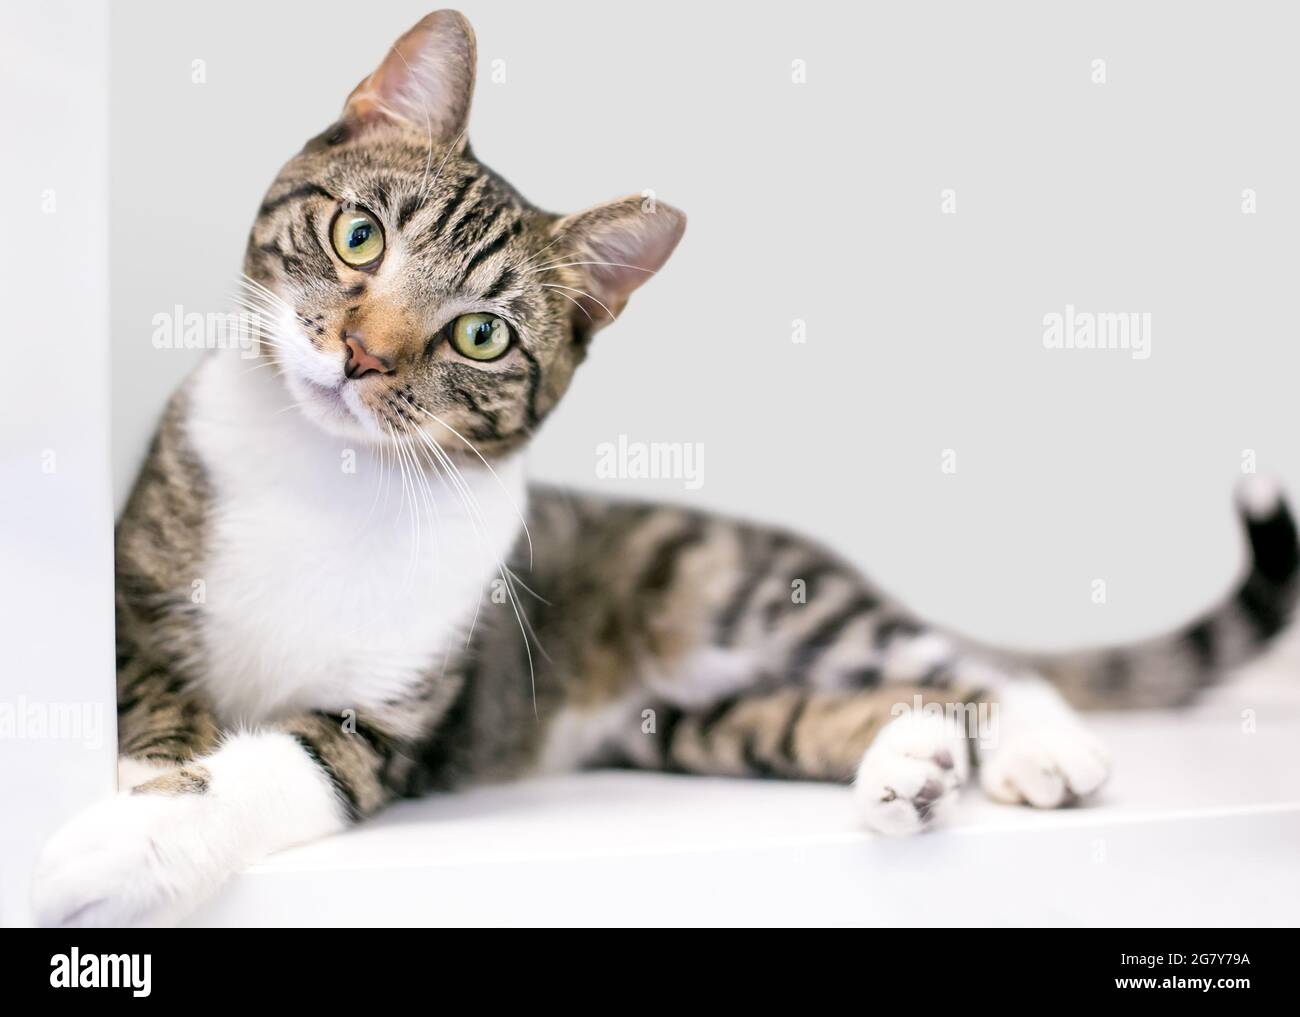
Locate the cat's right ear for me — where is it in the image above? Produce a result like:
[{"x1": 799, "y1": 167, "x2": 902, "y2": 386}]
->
[{"x1": 342, "y1": 10, "x2": 477, "y2": 147}]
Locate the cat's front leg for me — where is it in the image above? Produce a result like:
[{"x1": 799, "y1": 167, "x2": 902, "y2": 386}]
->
[
  {"x1": 977, "y1": 677, "x2": 1112, "y2": 807},
  {"x1": 33, "y1": 714, "x2": 391, "y2": 927}
]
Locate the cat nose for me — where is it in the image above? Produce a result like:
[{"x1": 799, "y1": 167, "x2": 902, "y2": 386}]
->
[{"x1": 342, "y1": 332, "x2": 394, "y2": 379}]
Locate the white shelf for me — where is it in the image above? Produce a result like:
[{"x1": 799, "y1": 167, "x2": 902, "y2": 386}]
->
[{"x1": 188, "y1": 663, "x2": 1300, "y2": 927}]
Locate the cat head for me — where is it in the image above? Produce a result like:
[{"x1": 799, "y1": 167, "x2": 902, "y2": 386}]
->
[{"x1": 243, "y1": 9, "x2": 684, "y2": 456}]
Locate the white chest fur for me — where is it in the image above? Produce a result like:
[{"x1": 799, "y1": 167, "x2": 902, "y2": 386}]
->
[{"x1": 183, "y1": 353, "x2": 527, "y2": 727}]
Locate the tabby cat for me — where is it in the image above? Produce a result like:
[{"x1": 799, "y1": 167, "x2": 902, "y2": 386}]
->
[{"x1": 34, "y1": 10, "x2": 1298, "y2": 927}]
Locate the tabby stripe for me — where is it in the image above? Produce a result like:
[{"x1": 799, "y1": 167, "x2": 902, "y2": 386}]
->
[
  {"x1": 797, "y1": 560, "x2": 844, "y2": 601},
  {"x1": 413, "y1": 671, "x2": 472, "y2": 790},
  {"x1": 696, "y1": 696, "x2": 741, "y2": 737},
  {"x1": 124, "y1": 732, "x2": 193, "y2": 755},
  {"x1": 452, "y1": 201, "x2": 506, "y2": 254},
  {"x1": 294, "y1": 208, "x2": 317, "y2": 252},
  {"x1": 517, "y1": 345, "x2": 542, "y2": 426},
  {"x1": 656, "y1": 705, "x2": 685, "y2": 771},
  {"x1": 117, "y1": 664, "x2": 166, "y2": 713},
  {"x1": 429, "y1": 176, "x2": 478, "y2": 240},
  {"x1": 1185, "y1": 619, "x2": 1216, "y2": 670},
  {"x1": 370, "y1": 175, "x2": 403, "y2": 214},
  {"x1": 258, "y1": 182, "x2": 334, "y2": 217},
  {"x1": 294, "y1": 210, "x2": 338, "y2": 284},
  {"x1": 141, "y1": 751, "x2": 185, "y2": 764},
  {"x1": 741, "y1": 733, "x2": 779, "y2": 778},
  {"x1": 843, "y1": 666, "x2": 883, "y2": 688},
  {"x1": 716, "y1": 534, "x2": 790, "y2": 644},
  {"x1": 331, "y1": 712, "x2": 394, "y2": 764},
  {"x1": 918, "y1": 661, "x2": 954, "y2": 688},
  {"x1": 481, "y1": 266, "x2": 516, "y2": 301},
  {"x1": 463, "y1": 195, "x2": 511, "y2": 247},
  {"x1": 1237, "y1": 575, "x2": 1287, "y2": 641},
  {"x1": 872, "y1": 616, "x2": 921, "y2": 649},
  {"x1": 397, "y1": 194, "x2": 423, "y2": 230},
  {"x1": 786, "y1": 592, "x2": 879, "y2": 681},
  {"x1": 257, "y1": 242, "x2": 306, "y2": 276},
  {"x1": 291, "y1": 731, "x2": 361, "y2": 823},
  {"x1": 449, "y1": 385, "x2": 503, "y2": 440},
  {"x1": 776, "y1": 693, "x2": 810, "y2": 768},
  {"x1": 463, "y1": 218, "x2": 521, "y2": 281},
  {"x1": 761, "y1": 595, "x2": 789, "y2": 629},
  {"x1": 507, "y1": 295, "x2": 532, "y2": 321},
  {"x1": 639, "y1": 523, "x2": 706, "y2": 593}
]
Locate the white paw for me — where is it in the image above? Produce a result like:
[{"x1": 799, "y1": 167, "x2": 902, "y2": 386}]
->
[
  {"x1": 33, "y1": 791, "x2": 224, "y2": 928},
  {"x1": 854, "y1": 711, "x2": 969, "y2": 836},
  {"x1": 978, "y1": 726, "x2": 1111, "y2": 807}
]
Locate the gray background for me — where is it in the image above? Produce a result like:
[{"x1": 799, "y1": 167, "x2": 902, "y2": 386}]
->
[{"x1": 111, "y1": 0, "x2": 1300, "y2": 652}]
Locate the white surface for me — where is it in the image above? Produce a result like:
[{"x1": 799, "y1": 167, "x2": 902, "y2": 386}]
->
[{"x1": 189, "y1": 657, "x2": 1300, "y2": 927}]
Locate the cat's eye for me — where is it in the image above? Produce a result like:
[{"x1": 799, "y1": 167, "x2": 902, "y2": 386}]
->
[
  {"x1": 330, "y1": 208, "x2": 385, "y2": 268},
  {"x1": 449, "y1": 313, "x2": 512, "y2": 361}
]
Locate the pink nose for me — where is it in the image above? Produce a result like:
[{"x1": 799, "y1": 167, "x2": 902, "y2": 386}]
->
[{"x1": 343, "y1": 333, "x2": 393, "y2": 379}]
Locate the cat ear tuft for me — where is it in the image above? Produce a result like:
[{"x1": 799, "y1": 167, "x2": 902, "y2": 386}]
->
[
  {"x1": 343, "y1": 10, "x2": 477, "y2": 146},
  {"x1": 550, "y1": 196, "x2": 686, "y2": 327}
]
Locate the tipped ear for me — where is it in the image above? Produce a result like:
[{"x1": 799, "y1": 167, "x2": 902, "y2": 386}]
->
[
  {"x1": 549, "y1": 196, "x2": 686, "y2": 327},
  {"x1": 343, "y1": 10, "x2": 477, "y2": 145}
]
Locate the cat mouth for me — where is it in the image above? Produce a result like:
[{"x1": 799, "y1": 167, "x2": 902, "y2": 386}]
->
[{"x1": 300, "y1": 378, "x2": 368, "y2": 426}]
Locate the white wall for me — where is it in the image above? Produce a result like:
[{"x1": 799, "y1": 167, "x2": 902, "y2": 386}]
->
[{"x1": 0, "y1": 1, "x2": 115, "y2": 927}]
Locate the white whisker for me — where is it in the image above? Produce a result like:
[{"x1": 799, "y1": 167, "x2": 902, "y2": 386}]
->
[
  {"x1": 541, "y1": 283, "x2": 616, "y2": 323},
  {"x1": 525, "y1": 259, "x2": 656, "y2": 277},
  {"x1": 397, "y1": 396, "x2": 534, "y2": 568}
]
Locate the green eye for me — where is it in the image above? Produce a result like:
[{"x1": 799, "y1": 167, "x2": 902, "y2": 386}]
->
[
  {"x1": 450, "y1": 313, "x2": 512, "y2": 361},
  {"x1": 330, "y1": 209, "x2": 384, "y2": 267}
]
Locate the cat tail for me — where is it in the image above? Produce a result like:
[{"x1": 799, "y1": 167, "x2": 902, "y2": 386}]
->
[{"x1": 992, "y1": 477, "x2": 1299, "y2": 709}]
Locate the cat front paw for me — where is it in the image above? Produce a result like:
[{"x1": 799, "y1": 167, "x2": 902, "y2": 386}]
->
[
  {"x1": 978, "y1": 727, "x2": 1111, "y2": 808},
  {"x1": 853, "y1": 711, "x2": 969, "y2": 836},
  {"x1": 33, "y1": 790, "x2": 224, "y2": 928}
]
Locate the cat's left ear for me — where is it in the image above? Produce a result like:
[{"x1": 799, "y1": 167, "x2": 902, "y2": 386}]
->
[
  {"x1": 343, "y1": 10, "x2": 477, "y2": 146},
  {"x1": 549, "y1": 196, "x2": 686, "y2": 328}
]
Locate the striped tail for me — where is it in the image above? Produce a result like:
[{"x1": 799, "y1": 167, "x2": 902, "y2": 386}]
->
[{"x1": 1016, "y1": 478, "x2": 1300, "y2": 709}]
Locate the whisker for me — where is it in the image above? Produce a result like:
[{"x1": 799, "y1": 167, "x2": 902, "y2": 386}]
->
[
  {"x1": 525, "y1": 259, "x2": 657, "y2": 277},
  {"x1": 544, "y1": 286, "x2": 593, "y2": 322},
  {"x1": 387, "y1": 424, "x2": 421, "y2": 580},
  {"x1": 402, "y1": 430, "x2": 443, "y2": 578},
  {"x1": 518, "y1": 231, "x2": 566, "y2": 272},
  {"x1": 503, "y1": 565, "x2": 551, "y2": 605},
  {"x1": 397, "y1": 394, "x2": 534, "y2": 568},
  {"x1": 409, "y1": 426, "x2": 549, "y2": 700},
  {"x1": 541, "y1": 283, "x2": 616, "y2": 323}
]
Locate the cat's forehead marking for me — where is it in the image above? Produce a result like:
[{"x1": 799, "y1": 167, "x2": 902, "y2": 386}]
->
[{"x1": 300, "y1": 136, "x2": 532, "y2": 301}]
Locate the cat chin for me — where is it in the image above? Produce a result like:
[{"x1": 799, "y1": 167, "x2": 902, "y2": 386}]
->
[{"x1": 284, "y1": 374, "x2": 385, "y2": 444}]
